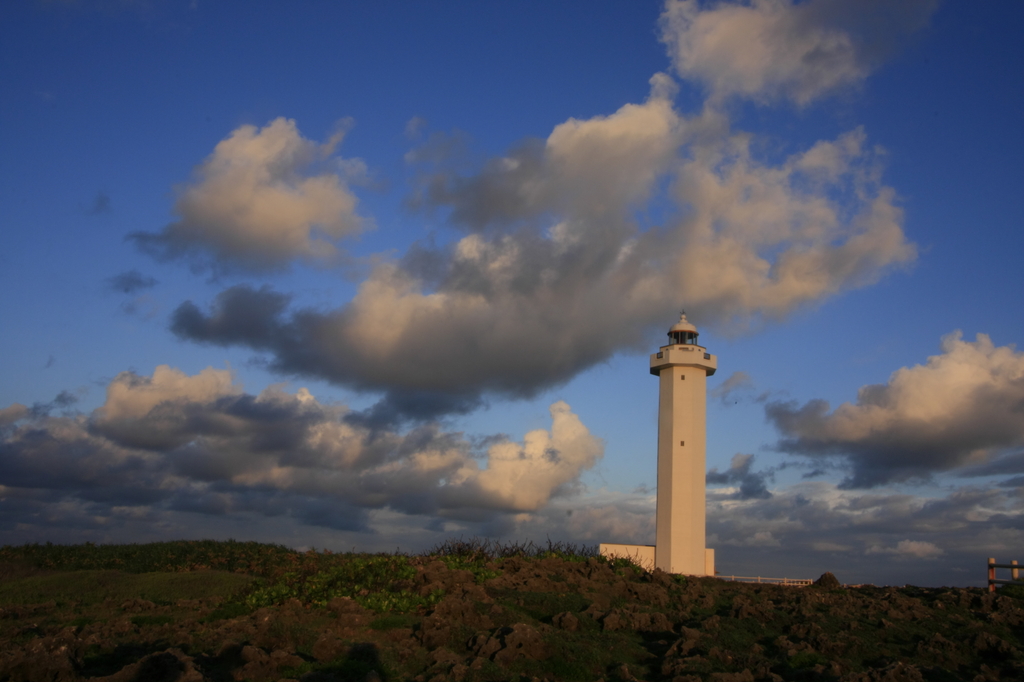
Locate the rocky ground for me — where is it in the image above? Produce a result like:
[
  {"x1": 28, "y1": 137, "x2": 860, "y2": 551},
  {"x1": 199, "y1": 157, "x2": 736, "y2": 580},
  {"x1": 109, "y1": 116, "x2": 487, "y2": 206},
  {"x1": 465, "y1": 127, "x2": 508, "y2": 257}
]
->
[{"x1": 1, "y1": 553, "x2": 1022, "y2": 682}]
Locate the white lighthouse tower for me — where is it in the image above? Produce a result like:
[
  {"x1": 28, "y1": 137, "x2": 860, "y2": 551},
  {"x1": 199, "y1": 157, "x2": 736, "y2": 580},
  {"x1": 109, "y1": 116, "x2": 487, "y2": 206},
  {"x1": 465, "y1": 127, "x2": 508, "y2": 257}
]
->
[{"x1": 600, "y1": 312, "x2": 717, "y2": 576}]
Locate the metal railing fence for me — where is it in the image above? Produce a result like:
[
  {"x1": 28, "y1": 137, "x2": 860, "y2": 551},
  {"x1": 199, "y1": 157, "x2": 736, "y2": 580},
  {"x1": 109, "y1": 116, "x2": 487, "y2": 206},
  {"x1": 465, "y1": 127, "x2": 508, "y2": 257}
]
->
[
  {"x1": 718, "y1": 575, "x2": 813, "y2": 586},
  {"x1": 988, "y1": 557, "x2": 1020, "y2": 593}
]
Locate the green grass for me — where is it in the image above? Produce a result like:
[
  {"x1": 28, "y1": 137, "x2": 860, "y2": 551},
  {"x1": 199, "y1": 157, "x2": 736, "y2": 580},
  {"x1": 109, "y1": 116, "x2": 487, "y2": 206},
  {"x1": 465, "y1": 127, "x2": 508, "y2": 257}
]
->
[
  {"x1": 0, "y1": 569, "x2": 255, "y2": 606},
  {"x1": 201, "y1": 601, "x2": 251, "y2": 622},
  {"x1": 542, "y1": 629, "x2": 652, "y2": 681},
  {"x1": 0, "y1": 539, "x2": 1017, "y2": 682},
  {"x1": 493, "y1": 590, "x2": 592, "y2": 625},
  {"x1": 243, "y1": 554, "x2": 444, "y2": 613}
]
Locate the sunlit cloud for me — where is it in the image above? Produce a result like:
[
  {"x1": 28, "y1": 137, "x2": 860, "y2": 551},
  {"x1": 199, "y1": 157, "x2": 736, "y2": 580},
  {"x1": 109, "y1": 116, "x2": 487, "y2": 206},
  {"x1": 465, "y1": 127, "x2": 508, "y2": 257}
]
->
[
  {"x1": 171, "y1": 85, "x2": 914, "y2": 419},
  {"x1": 130, "y1": 117, "x2": 367, "y2": 272},
  {"x1": 767, "y1": 332, "x2": 1024, "y2": 487},
  {"x1": 660, "y1": 0, "x2": 937, "y2": 105}
]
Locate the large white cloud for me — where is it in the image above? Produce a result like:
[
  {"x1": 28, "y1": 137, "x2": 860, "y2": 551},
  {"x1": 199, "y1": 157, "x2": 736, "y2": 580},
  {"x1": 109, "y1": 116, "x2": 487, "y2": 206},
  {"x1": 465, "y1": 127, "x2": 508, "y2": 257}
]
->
[
  {"x1": 173, "y1": 86, "x2": 915, "y2": 410},
  {"x1": 767, "y1": 332, "x2": 1024, "y2": 487},
  {"x1": 131, "y1": 118, "x2": 365, "y2": 271},
  {"x1": 0, "y1": 366, "x2": 603, "y2": 533},
  {"x1": 660, "y1": 0, "x2": 937, "y2": 105}
]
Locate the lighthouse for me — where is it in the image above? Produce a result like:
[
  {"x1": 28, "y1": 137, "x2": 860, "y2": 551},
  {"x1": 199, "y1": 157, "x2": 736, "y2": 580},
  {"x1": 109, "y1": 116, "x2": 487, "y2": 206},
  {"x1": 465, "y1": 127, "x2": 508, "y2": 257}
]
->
[{"x1": 599, "y1": 312, "x2": 717, "y2": 576}]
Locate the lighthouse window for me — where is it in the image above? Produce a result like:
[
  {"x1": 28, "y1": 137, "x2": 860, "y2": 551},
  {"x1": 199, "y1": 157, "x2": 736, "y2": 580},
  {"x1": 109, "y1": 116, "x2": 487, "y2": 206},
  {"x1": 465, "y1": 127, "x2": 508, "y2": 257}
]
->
[
  {"x1": 680, "y1": 375, "x2": 685, "y2": 380},
  {"x1": 680, "y1": 441, "x2": 685, "y2": 446}
]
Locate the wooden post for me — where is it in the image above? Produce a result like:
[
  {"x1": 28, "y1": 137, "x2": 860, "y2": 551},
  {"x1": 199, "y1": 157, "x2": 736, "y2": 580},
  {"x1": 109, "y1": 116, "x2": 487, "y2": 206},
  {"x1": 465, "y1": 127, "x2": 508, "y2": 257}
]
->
[
  {"x1": 1013, "y1": 560, "x2": 1019, "y2": 580},
  {"x1": 989, "y1": 558, "x2": 997, "y2": 593}
]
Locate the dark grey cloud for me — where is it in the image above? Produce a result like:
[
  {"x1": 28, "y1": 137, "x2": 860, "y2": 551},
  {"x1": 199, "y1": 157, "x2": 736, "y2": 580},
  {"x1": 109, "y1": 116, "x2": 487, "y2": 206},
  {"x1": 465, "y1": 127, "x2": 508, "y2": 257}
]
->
[
  {"x1": 169, "y1": 280, "x2": 640, "y2": 408},
  {"x1": 706, "y1": 453, "x2": 773, "y2": 500},
  {"x1": 26, "y1": 390, "x2": 80, "y2": 418},
  {"x1": 0, "y1": 365, "x2": 601, "y2": 538},
  {"x1": 343, "y1": 390, "x2": 486, "y2": 431},
  {"x1": 958, "y1": 451, "x2": 1024, "y2": 479},
  {"x1": 106, "y1": 269, "x2": 158, "y2": 294},
  {"x1": 766, "y1": 333, "x2": 1024, "y2": 488},
  {"x1": 170, "y1": 285, "x2": 292, "y2": 348}
]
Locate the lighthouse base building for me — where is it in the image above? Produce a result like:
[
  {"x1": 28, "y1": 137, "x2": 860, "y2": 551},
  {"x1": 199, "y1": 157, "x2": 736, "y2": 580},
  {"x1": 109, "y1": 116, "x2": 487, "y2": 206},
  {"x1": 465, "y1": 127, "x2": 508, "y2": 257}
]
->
[{"x1": 600, "y1": 314, "x2": 717, "y2": 576}]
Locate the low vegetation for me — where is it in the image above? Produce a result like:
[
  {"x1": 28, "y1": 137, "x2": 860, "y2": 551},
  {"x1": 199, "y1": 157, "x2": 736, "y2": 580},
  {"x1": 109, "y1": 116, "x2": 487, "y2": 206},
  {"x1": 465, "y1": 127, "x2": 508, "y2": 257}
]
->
[{"x1": 0, "y1": 539, "x2": 1020, "y2": 681}]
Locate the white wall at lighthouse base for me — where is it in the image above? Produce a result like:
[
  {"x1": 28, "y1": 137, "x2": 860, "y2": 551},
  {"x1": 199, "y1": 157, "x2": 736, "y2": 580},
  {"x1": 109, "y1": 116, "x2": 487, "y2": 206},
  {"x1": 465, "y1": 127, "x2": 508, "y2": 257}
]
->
[
  {"x1": 599, "y1": 543, "x2": 655, "y2": 571},
  {"x1": 600, "y1": 543, "x2": 715, "y2": 576}
]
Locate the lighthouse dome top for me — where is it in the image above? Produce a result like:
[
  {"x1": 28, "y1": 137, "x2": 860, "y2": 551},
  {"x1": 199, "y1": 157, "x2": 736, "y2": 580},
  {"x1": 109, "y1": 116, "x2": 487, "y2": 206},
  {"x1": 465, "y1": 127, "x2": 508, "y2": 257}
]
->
[
  {"x1": 667, "y1": 312, "x2": 700, "y2": 346},
  {"x1": 669, "y1": 312, "x2": 697, "y2": 334}
]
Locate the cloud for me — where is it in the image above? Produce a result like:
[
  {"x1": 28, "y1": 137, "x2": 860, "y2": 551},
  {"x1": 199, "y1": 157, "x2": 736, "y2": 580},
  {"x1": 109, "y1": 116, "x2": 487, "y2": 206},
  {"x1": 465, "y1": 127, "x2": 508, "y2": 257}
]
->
[
  {"x1": 130, "y1": 118, "x2": 366, "y2": 272},
  {"x1": 404, "y1": 116, "x2": 427, "y2": 140},
  {"x1": 4, "y1": 366, "x2": 1020, "y2": 586},
  {"x1": 660, "y1": 0, "x2": 937, "y2": 105},
  {"x1": 447, "y1": 475, "x2": 1022, "y2": 585},
  {"x1": 24, "y1": 390, "x2": 82, "y2": 419},
  {"x1": 0, "y1": 404, "x2": 28, "y2": 427},
  {"x1": 866, "y1": 539, "x2": 944, "y2": 560},
  {"x1": 767, "y1": 332, "x2": 1024, "y2": 487},
  {"x1": 0, "y1": 366, "x2": 602, "y2": 534},
  {"x1": 106, "y1": 270, "x2": 158, "y2": 294},
  {"x1": 710, "y1": 371, "x2": 754, "y2": 403},
  {"x1": 172, "y1": 87, "x2": 914, "y2": 417},
  {"x1": 706, "y1": 453, "x2": 773, "y2": 499},
  {"x1": 703, "y1": 479, "x2": 1024, "y2": 584},
  {"x1": 959, "y1": 451, "x2": 1024, "y2": 479},
  {"x1": 88, "y1": 191, "x2": 111, "y2": 215}
]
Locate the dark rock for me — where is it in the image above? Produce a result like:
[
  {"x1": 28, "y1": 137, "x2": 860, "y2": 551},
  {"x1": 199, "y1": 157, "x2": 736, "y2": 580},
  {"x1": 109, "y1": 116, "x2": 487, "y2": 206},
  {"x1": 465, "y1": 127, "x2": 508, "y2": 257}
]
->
[
  {"x1": 327, "y1": 596, "x2": 368, "y2": 616},
  {"x1": 701, "y1": 614, "x2": 721, "y2": 630},
  {"x1": 614, "y1": 663, "x2": 640, "y2": 681},
  {"x1": 469, "y1": 623, "x2": 549, "y2": 662},
  {"x1": 813, "y1": 572, "x2": 841, "y2": 588},
  {"x1": 232, "y1": 646, "x2": 303, "y2": 681},
  {"x1": 93, "y1": 648, "x2": 205, "y2": 682},
  {"x1": 325, "y1": 597, "x2": 373, "y2": 629},
  {"x1": 313, "y1": 632, "x2": 349, "y2": 662},
  {"x1": 631, "y1": 610, "x2": 674, "y2": 632},
  {"x1": 601, "y1": 611, "x2": 627, "y2": 631},
  {"x1": 552, "y1": 611, "x2": 579, "y2": 631},
  {"x1": 840, "y1": 661, "x2": 925, "y2": 682},
  {"x1": 120, "y1": 598, "x2": 157, "y2": 612},
  {"x1": 0, "y1": 632, "x2": 82, "y2": 682},
  {"x1": 709, "y1": 670, "x2": 754, "y2": 682},
  {"x1": 430, "y1": 594, "x2": 492, "y2": 630},
  {"x1": 428, "y1": 647, "x2": 461, "y2": 668},
  {"x1": 416, "y1": 617, "x2": 452, "y2": 650}
]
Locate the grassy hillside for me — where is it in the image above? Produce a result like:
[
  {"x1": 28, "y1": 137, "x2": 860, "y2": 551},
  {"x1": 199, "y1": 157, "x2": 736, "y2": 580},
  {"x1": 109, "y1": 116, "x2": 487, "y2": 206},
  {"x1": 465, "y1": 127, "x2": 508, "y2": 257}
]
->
[{"x1": 0, "y1": 539, "x2": 1020, "y2": 682}]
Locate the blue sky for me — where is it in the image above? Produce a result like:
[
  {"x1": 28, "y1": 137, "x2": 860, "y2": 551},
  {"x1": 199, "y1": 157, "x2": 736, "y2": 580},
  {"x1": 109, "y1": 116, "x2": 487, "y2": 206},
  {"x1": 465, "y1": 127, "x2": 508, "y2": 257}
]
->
[{"x1": 1, "y1": 0, "x2": 1022, "y2": 587}]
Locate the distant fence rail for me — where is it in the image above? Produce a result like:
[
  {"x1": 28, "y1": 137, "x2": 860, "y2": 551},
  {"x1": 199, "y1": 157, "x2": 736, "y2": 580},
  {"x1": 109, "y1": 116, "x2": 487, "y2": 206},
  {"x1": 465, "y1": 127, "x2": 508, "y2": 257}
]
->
[
  {"x1": 718, "y1": 575, "x2": 813, "y2": 586},
  {"x1": 989, "y1": 557, "x2": 1020, "y2": 593}
]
